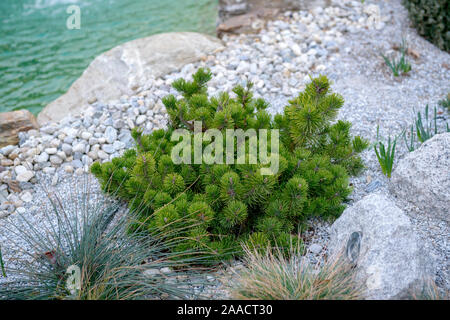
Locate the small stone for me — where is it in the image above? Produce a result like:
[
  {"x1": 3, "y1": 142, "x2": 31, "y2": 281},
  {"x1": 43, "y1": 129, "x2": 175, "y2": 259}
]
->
[
  {"x1": 72, "y1": 143, "x2": 86, "y2": 154},
  {"x1": 82, "y1": 155, "x2": 92, "y2": 166},
  {"x1": 64, "y1": 136, "x2": 74, "y2": 144},
  {"x1": 44, "y1": 147, "x2": 57, "y2": 155},
  {"x1": 62, "y1": 143, "x2": 73, "y2": 156},
  {"x1": 1, "y1": 159, "x2": 13, "y2": 166},
  {"x1": 52, "y1": 173, "x2": 59, "y2": 186},
  {"x1": 119, "y1": 131, "x2": 133, "y2": 146},
  {"x1": 36, "y1": 152, "x2": 49, "y2": 163},
  {"x1": 87, "y1": 150, "x2": 98, "y2": 160},
  {"x1": 88, "y1": 137, "x2": 99, "y2": 145},
  {"x1": 236, "y1": 61, "x2": 250, "y2": 73},
  {"x1": 0, "y1": 210, "x2": 11, "y2": 219},
  {"x1": 26, "y1": 148, "x2": 39, "y2": 158},
  {"x1": 0, "y1": 189, "x2": 7, "y2": 203},
  {"x1": 15, "y1": 165, "x2": 28, "y2": 176},
  {"x1": 56, "y1": 151, "x2": 67, "y2": 160},
  {"x1": 160, "y1": 267, "x2": 171, "y2": 274},
  {"x1": 1, "y1": 203, "x2": 15, "y2": 213},
  {"x1": 113, "y1": 141, "x2": 125, "y2": 151},
  {"x1": 75, "y1": 168, "x2": 84, "y2": 175},
  {"x1": 346, "y1": 231, "x2": 362, "y2": 263},
  {"x1": 16, "y1": 207, "x2": 27, "y2": 214},
  {"x1": 104, "y1": 126, "x2": 118, "y2": 144},
  {"x1": 113, "y1": 119, "x2": 124, "y2": 129},
  {"x1": 365, "y1": 180, "x2": 382, "y2": 193},
  {"x1": 50, "y1": 155, "x2": 63, "y2": 165},
  {"x1": 97, "y1": 150, "x2": 109, "y2": 160},
  {"x1": 309, "y1": 244, "x2": 323, "y2": 254},
  {"x1": 42, "y1": 167, "x2": 56, "y2": 174},
  {"x1": 0, "y1": 145, "x2": 15, "y2": 156},
  {"x1": 20, "y1": 191, "x2": 33, "y2": 203},
  {"x1": 291, "y1": 43, "x2": 302, "y2": 56},
  {"x1": 71, "y1": 159, "x2": 83, "y2": 168},
  {"x1": 81, "y1": 132, "x2": 93, "y2": 140},
  {"x1": 98, "y1": 137, "x2": 106, "y2": 144},
  {"x1": 102, "y1": 144, "x2": 115, "y2": 154},
  {"x1": 40, "y1": 125, "x2": 57, "y2": 135},
  {"x1": 64, "y1": 165, "x2": 74, "y2": 173},
  {"x1": 16, "y1": 170, "x2": 34, "y2": 182},
  {"x1": 50, "y1": 138, "x2": 61, "y2": 148},
  {"x1": 307, "y1": 48, "x2": 317, "y2": 56},
  {"x1": 73, "y1": 152, "x2": 83, "y2": 160},
  {"x1": 127, "y1": 119, "x2": 135, "y2": 129},
  {"x1": 143, "y1": 269, "x2": 160, "y2": 277},
  {"x1": 136, "y1": 115, "x2": 147, "y2": 126},
  {"x1": 8, "y1": 149, "x2": 19, "y2": 160}
]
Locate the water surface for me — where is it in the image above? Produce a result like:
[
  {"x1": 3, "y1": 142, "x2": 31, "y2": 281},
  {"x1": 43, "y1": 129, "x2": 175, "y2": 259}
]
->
[{"x1": 0, "y1": 0, "x2": 217, "y2": 114}]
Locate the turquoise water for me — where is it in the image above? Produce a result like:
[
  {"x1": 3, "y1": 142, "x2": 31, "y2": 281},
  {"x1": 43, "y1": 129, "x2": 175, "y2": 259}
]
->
[{"x1": 0, "y1": 0, "x2": 217, "y2": 114}]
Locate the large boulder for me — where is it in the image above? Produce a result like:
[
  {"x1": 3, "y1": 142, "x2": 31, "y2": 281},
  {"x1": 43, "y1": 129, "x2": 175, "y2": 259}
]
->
[
  {"x1": 0, "y1": 110, "x2": 38, "y2": 148},
  {"x1": 329, "y1": 193, "x2": 433, "y2": 300},
  {"x1": 37, "y1": 32, "x2": 224, "y2": 125},
  {"x1": 390, "y1": 133, "x2": 449, "y2": 223}
]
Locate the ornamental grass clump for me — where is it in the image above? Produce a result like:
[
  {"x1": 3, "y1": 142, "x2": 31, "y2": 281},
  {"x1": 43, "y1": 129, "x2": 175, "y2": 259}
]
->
[
  {"x1": 228, "y1": 245, "x2": 363, "y2": 300},
  {"x1": 409, "y1": 279, "x2": 449, "y2": 300},
  {"x1": 381, "y1": 39, "x2": 412, "y2": 77},
  {"x1": 0, "y1": 179, "x2": 209, "y2": 300},
  {"x1": 91, "y1": 69, "x2": 368, "y2": 261},
  {"x1": 374, "y1": 126, "x2": 399, "y2": 178},
  {"x1": 403, "y1": 104, "x2": 449, "y2": 152}
]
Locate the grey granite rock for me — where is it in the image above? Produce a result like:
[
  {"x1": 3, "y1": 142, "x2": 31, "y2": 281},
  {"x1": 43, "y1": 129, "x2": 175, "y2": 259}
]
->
[
  {"x1": 390, "y1": 133, "x2": 450, "y2": 223},
  {"x1": 37, "y1": 32, "x2": 223, "y2": 125},
  {"x1": 329, "y1": 193, "x2": 434, "y2": 300}
]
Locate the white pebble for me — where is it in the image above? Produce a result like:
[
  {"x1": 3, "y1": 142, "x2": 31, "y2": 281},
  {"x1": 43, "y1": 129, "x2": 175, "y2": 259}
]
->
[{"x1": 45, "y1": 147, "x2": 57, "y2": 155}]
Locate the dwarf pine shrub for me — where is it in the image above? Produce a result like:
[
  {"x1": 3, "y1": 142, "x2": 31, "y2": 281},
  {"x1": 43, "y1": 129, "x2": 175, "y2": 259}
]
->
[{"x1": 91, "y1": 69, "x2": 368, "y2": 261}]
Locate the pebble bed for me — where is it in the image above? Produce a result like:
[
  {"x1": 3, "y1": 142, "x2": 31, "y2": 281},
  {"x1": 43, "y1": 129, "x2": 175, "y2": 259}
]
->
[{"x1": 1, "y1": 0, "x2": 449, "y2": 298}]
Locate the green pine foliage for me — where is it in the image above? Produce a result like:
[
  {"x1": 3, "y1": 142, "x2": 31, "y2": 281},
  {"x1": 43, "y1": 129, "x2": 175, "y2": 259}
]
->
[
  {"x1": 91, "y1": 69, "x2": 368, "y2": 261},
  {"x1": 403, "y1": 0, "x2": 449, "y2": 52}
]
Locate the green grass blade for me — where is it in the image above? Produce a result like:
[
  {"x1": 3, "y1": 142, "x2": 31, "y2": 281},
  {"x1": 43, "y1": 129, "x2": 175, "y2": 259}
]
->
[{"x1": 0, "y1": 245, "x2": 6, "y2": 278}]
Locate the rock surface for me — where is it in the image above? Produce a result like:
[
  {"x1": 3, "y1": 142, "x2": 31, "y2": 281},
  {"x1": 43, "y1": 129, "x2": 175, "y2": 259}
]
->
[
  {"x1": 219, "y1": 0, "x2": 330, "y2": 21},
  {"x1": 218, "y1": 0, "x2": 331, "y2": 35},
  {"x1": 37, "y1": 32, "x2": 223, "y2": 125},
  {"x1": 390, "y1": 133, "x2": 450, "y2": 224},
  {"x1": 329, "y1": 193, "x2": 433, "y2": 300},
  {"x1": 0, "y1": 110, "x2": 38, "y2": 148}
]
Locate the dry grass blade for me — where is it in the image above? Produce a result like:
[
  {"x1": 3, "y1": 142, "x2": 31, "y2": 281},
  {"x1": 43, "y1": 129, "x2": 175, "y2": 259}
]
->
[
  {"x1": 227, "y1": 245, "x2": 364, "y2": 300},
  {"x1": 409, "y1": 279, "x2": 449, "y2": 300}
]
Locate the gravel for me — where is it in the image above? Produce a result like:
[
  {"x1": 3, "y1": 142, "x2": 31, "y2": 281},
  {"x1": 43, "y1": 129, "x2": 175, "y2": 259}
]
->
[{"x1": 0, "y1": 0, "x2": 448, "y2": 297}]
